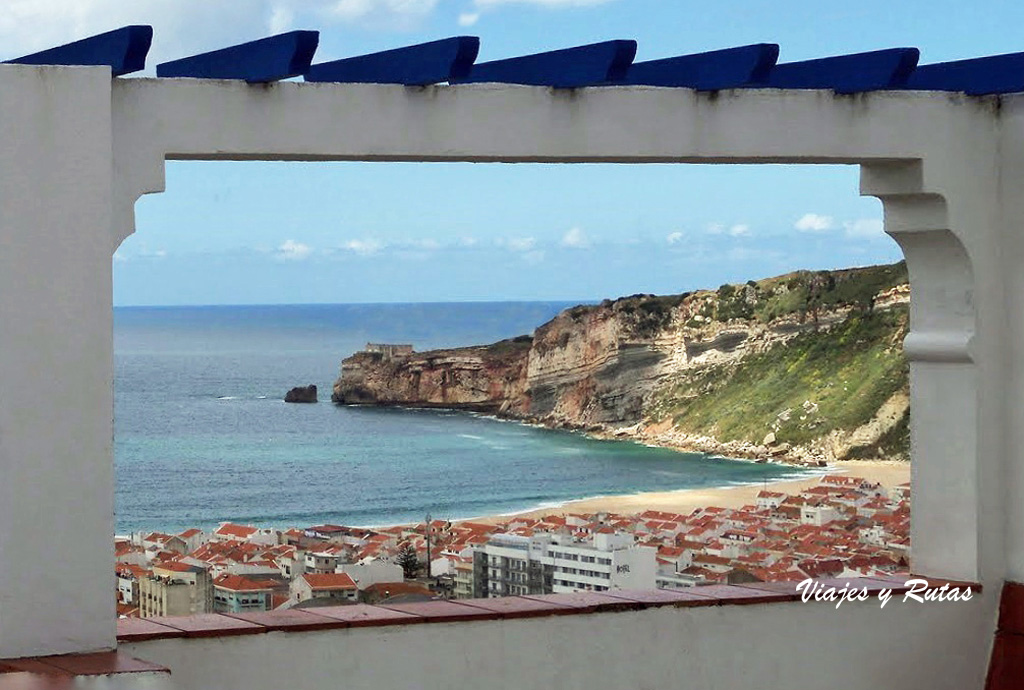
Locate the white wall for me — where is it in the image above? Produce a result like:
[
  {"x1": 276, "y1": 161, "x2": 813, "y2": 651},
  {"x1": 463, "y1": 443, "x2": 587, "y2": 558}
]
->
[
  {"x1": 0, "y1": 64, "x2": 1015, "y2": 663},
  {"x1": 338, "y1": 561, "x2": 404, "y2": 588},
  {"x1": 610, "y1": 546, "x2": 657, "y2": 590},
  {"x1": 122, "y1": 593, "x2": 995, "y2": 690},
  {"x1": 0, "y1": 65, "x2": 117, "y2": 658}
]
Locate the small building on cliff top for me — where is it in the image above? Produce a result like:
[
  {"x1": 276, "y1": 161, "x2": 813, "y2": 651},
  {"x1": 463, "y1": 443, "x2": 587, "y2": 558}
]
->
[{"x1": 364, "y1": 343, "x2": 414, "y2": 360}]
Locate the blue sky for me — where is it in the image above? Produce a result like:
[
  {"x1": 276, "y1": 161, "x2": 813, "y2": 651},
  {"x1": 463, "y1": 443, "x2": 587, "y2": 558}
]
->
[{"x1": 7, "y1": 0, "x2": 1019, "y2": 305}]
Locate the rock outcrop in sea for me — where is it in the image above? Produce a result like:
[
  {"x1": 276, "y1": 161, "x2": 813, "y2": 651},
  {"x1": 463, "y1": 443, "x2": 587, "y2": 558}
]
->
[
  {"x1": 285, "y1": 384, "x2": 318, "y2": 403},
  {"x1": 332, "y1": 263, "x2": 911, "y2": 466}
]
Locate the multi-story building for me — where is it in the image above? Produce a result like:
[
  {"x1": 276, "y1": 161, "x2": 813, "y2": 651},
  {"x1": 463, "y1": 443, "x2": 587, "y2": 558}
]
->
[
  {"x1": 544, "y1": 531, "x2": 657, "y2": 593},
  {"x1": 290, "y1": 572, "x2": 359, "y2": 605},
  {"x1": 474, "y1": 534, "x2": 551, "y2": 598},
  {"x1": 212, "y1": 574, "x2": 274, "y2": 613},
  {"x1": 474, "y1": 531, "x2": 656, "y2": 597},
  {"x1": 115, "y1": 564, "x2": 149, "y2": 606},
  {"x1": 304, "y1": 549, "x2": 340, "y2": 574},
  {"x1": 138, "y1": 563, "x2": 213, "y2": 618},
  {"x1": 452, "y1": 556, "x2": 475, "y2": 599}
]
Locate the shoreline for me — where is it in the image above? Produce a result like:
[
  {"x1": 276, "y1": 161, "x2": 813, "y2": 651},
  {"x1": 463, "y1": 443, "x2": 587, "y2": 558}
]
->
[
  {"x1": 456, "y1": 459, "x2": 909, "y2": 526},
  {"x1": 117, "y1": 455, "x2": 910, "y2": 537},
  {"x1": 116, "y1": 411, "x2": 910, "y2": 535}
]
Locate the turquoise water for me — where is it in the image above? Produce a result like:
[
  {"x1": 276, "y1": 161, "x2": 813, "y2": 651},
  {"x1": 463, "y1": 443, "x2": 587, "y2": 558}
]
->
[{"x1": 114, "y1": 303, "x2": 813, "y2": 534}]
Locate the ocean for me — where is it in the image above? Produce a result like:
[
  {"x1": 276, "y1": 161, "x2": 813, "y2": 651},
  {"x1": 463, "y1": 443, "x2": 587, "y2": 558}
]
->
[{"x1": 114, "y1": 302, "x2": 813, "y2": 534}]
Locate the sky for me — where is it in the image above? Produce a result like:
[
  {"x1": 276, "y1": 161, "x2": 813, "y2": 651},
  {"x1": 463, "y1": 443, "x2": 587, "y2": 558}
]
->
[{"x1": 6, "y1": 1, "x2": 1021, "y2": 305}]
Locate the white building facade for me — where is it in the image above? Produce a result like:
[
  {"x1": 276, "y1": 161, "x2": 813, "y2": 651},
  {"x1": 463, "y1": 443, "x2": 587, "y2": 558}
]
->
[{"x1": 475, "y1": 531, "x2": 656, "y2": 595}]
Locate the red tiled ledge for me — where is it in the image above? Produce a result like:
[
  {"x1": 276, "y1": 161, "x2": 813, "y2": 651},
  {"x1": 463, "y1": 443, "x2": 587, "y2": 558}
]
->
[
  {"x1": 0, "y1": 650, "x2": 169, "y2": 679},
  {"x1": 114, "y1": 576, "x2": 981, "y2": 644},
  {"x1": 986, "y1": 581, "x2": 1024, "y2": 690}
]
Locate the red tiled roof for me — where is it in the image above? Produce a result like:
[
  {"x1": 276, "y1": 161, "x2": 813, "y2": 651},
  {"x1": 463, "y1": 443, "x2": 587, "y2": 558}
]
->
[
  {"x1": 364, "y1": 581, "x2": 432, "y2": 597},
  {"x1": 214, "y1": 574, "x2": 274, "y2": 592},
  {"x1": 155, "y1": 561, "x2": 202, "y2": 574},
  {"x1": 116, "y1": 603, "x2": 140, "y2": 618},
  {"x1": 301, "y1": 572, "x2": 357, "y2": 590},
  {"x1": 215, "y1": 523, "x2": 259, "y2": 539}
]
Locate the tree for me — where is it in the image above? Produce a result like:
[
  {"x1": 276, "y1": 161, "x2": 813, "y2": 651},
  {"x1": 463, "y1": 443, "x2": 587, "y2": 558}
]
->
[{"x1": 397, "y1": 544, "x2": 420, "y2": 579}]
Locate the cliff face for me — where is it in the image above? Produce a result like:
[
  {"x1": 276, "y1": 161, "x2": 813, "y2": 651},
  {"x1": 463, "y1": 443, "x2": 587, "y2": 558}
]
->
[
  {"x1": 333, "y1": 262, "x2": 911, "y2": 464},
  {"x1": 332, "y1": 337, "x2": 533, "y2": 415}
]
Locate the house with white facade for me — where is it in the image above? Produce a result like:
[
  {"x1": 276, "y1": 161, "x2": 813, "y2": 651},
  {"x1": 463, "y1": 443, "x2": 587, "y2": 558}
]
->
[
  {"x1": 213, "y1": 574, "x2": 274, "y2": 613},
  {"x1": 290, "y1": 572, "x2": 359, "y2": 605}
]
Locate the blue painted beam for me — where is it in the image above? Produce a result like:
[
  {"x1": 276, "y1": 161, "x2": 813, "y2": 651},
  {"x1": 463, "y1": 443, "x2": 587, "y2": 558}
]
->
[
  {"x1": 157, "y1": 31, "x2": 319, "y2": 83},
  {"x1": 305, "y1": 36, "x2": 479, "y2": 85},
  {"x1": 7, "y1": 25, "x2": 153, "y2": 76},
  {"x1": 906, "y1": 52, "x2": 1024, "y2": 95},
  {"x1": 451, "y1": 40, "x2": 637, "y2": 88},
  {"x1": 766, "y1": 48, "x2": 919, "y2": 94},
  {"x1": 623, "y1": 44, "x2": 778, "y2": 89}
]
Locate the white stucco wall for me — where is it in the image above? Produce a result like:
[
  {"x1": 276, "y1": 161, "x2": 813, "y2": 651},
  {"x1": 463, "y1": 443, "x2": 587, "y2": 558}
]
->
[
  {"x1": 0, "y1": 65, "x2": 117, "y2": 658},
  {"x1": 107, "y1": 77, "x2": 1003, "y2": 585},
  {"x1": 122, "y1": 594, "x2": 994, "y2": 690},
  {"x1": 0, "y1": 65, "x2": 1016, "y2": 674}
]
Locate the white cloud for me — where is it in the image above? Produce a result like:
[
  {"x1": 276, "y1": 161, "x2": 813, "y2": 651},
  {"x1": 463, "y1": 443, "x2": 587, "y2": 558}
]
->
[
  {"x1": 113, "y1": 251, "x2": 128, "y2": 263},
  {"x1": 0, "y1": 0, "x2": 440, "y2": 67},
  {"x1": 522, "y1": 250, "x2": 546, "y2": 264},
  {"x1": 706, "y1": 222, "x2": 750, "y2": 237},
  {"x1": 0, "y1": 2, "x2": 278, "y2": 66},
  {"x1": 340, "y1": 238, "x2": 385, "y2": 256},
  {"x1": 666, "y1": 231, "x2": 684, "y2": 245},
  {"x1": 0, "y1": 0, "x2": 612, "y2": 65},
  {"x1": 459, "y1": 236, "x2": 479, "y2": 247},
  {"x1": 325, "y1": 0, "x2": 438, "y2": 29},
  {"x1": 560, "y1": 227, "x2": 590, "y2": 249},
  {"x1": 277, "y1": 239, "x2": 312, "y2": 261},
  {"x1": 502, "y1": 236, "x2": 537, "y2": 252},
  {"x1": 467, "y1": 0, "x2": 617, "y2": 27},
  {"x1": 268, "y1": 4, "x2": 295, "y2": 33},
  {"x1": 475, "y1": 0, "x2": 617, "y2": 7},
  {"x1": 795, "y1": 213, "x2": 835, "y2": 232},
  {"x1": 408, "y1": 238, "x2": 440, "y2": 250},
  {"x1": 844, "y1": 218, "x2": 885, "y2": 238}
]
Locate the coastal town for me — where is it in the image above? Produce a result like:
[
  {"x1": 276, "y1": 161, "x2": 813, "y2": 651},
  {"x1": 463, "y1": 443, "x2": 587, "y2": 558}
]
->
[{"x1": 116, "y1": 472, "x2": 910, "y2": 617}]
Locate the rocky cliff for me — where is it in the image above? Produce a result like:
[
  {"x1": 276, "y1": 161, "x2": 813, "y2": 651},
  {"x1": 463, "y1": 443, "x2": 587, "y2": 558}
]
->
[
  {"x1": 333, "y1": 262, "x2": 911, "y2": 464},
  {"x1": 333, "y1": 337, "x2": 533, "y2": 414}
]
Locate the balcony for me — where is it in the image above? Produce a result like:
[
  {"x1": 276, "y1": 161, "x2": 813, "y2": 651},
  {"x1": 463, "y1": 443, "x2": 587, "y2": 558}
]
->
[{"x1": 104, "y1": 579, "x2": 1000, "y2": 689}]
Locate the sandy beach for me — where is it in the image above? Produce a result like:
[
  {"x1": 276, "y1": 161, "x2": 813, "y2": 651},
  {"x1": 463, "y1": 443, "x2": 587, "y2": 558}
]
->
[{"x1": 465, "y1": 459, "x2": 909, "y2": 525}]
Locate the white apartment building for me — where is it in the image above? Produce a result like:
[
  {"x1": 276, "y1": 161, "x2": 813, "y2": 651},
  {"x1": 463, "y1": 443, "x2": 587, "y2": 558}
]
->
[
  {"x1": 475, "y1": 531, "x2": 656, "y2": 596},
  {"x1": 543, "y1": 532, "x2": 656, "y2": 593},
  {"x1": 476, "y1": 534, "x2": 548, "y2": 597}
]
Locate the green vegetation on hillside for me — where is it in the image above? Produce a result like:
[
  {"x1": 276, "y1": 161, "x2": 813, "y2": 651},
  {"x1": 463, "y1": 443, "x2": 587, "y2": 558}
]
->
[
  {"x1": 614, "y1": 294, "x2": 689, "y2": 337},
  {"x1": 484, "y1": 335, "x2": 534, "y2": 357},
  {"x1": 702, "y1": 261, "x2": 909, "y2": 324},
  {"x1": 650, "y1": 307, "x2": 909, "y2": 453},
  {"x1": 560, "y1": 261, "x2": 908, "y2": 337}
]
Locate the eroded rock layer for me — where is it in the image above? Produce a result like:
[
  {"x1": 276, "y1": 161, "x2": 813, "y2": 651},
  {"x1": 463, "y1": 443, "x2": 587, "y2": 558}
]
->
[{"x1": 332, "y1": 262, "x2": 911, "y2": 464}]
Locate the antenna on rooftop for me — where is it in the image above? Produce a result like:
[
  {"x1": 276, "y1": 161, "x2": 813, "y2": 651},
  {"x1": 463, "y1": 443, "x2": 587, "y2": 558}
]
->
[{"x1": 425, "y1": 513, "x2": 432, "y2": 580}]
